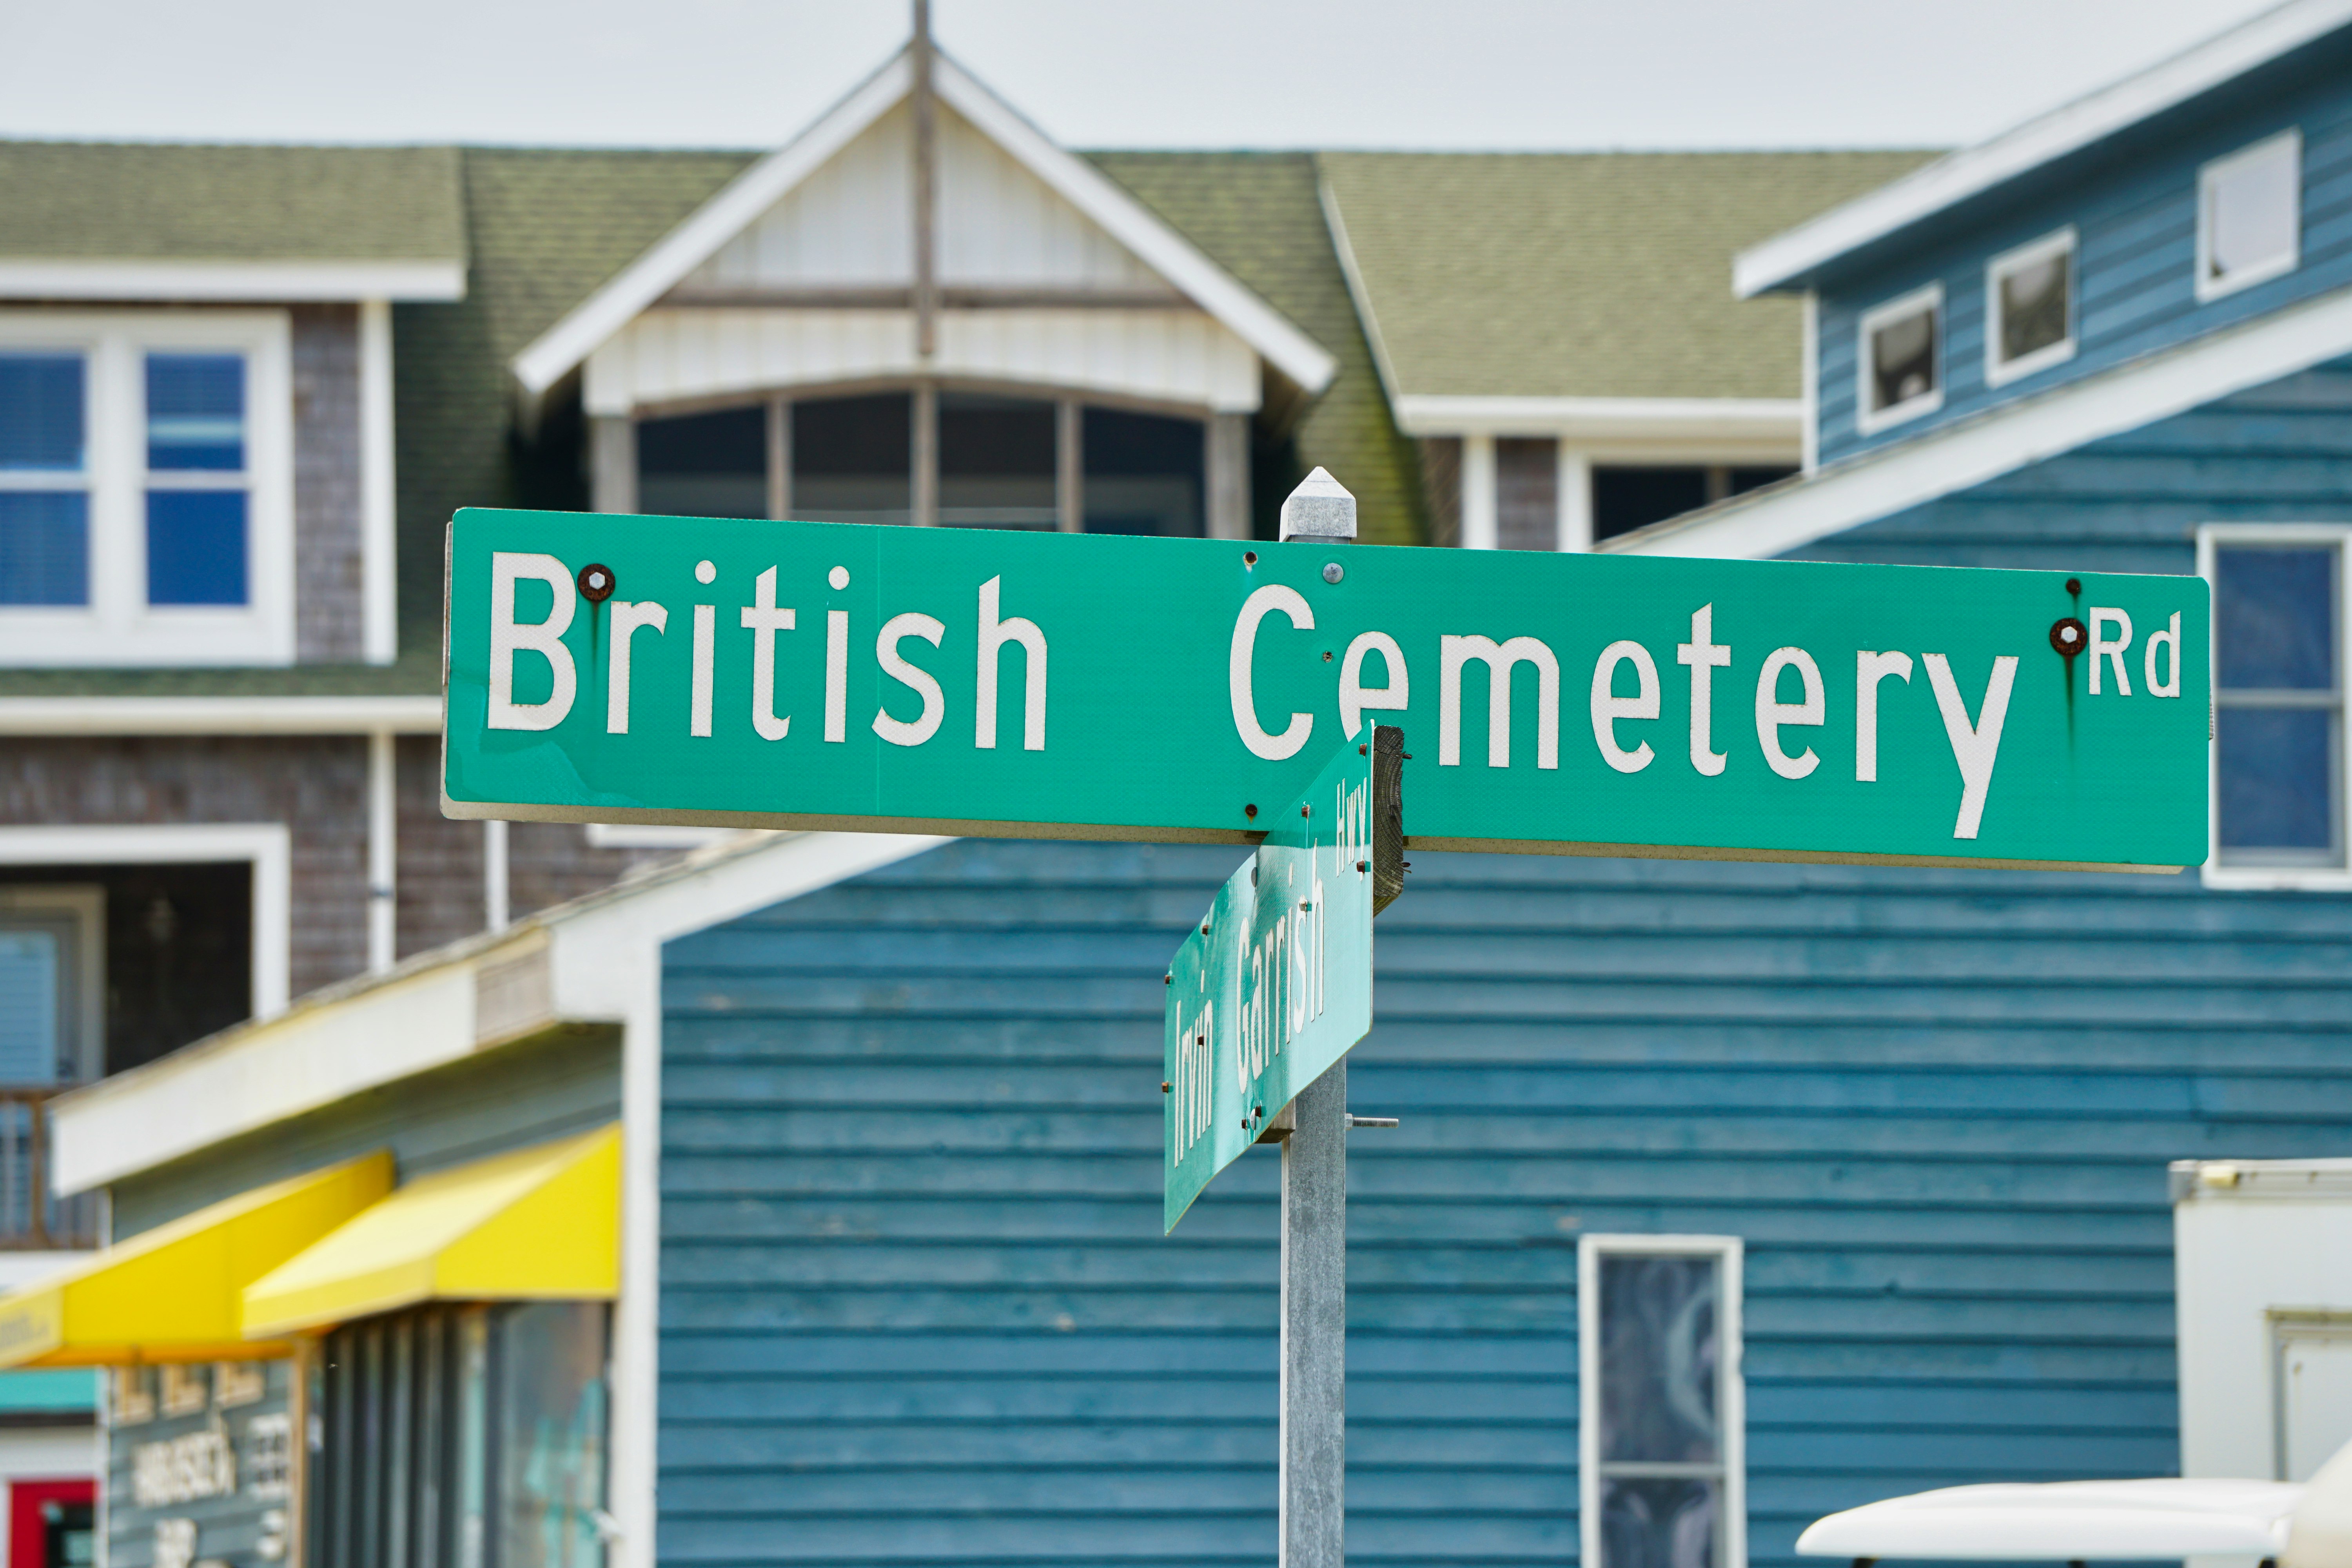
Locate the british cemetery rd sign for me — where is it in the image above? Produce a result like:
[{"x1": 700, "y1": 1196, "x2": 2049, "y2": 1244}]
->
[
  {"x1": 443, "y1": 508, "x2": 2210, "y2": 870},
  {"x1": 1163, "y1": 730, "x2": 1377, "y2": 1231}
]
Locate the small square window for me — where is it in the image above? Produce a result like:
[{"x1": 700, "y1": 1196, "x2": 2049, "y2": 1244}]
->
[
  {"x1": 1857, "y1": 285, "x2": 1942, "y2": 433},
  {"x1": 0, "y1": 355, "x2": 83, "y2": 472},
  {"x1": 2203, "y1": 528, "x2": 2347, "y2": 884},
  {"x1": 1987, "y1": 230, "x2": 2075, "y2": 385},
  {"x1": 145, "y1": 354, "x2": 245, "y2": 472},
  {"x1": 147, "y1": 490, "x2": 249, "y2": 606},
  {"x1": 2199, "y1": 130, "x2": 2300, "y2": 302}
]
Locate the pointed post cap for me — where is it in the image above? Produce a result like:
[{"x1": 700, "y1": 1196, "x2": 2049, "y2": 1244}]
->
[{"x1": 1279, "y1": 468, "x2": 1356, "y2": 542}]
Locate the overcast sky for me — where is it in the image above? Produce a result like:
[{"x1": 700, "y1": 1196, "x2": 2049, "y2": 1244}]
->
[{"x1": 0, "y1": 0, "x2": 2289, "y2": 152}]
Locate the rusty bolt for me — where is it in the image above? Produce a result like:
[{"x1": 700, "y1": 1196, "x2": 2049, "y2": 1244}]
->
[
  {"x1": 2065, "y1": 577, "x2": 2082, "y2": 595},
  {"x1": 1245, "y1": 803, "x2": 1258, "y2": 819},
  {"x1": 2051, "y1": 617, "x2": 2087, "y2": 656},
  {"x1": 1161, "y1": 1082, "x2": 1172, "y2": 1094},
  {"x1": 577, "y1": 563, "x2": 615, "y2": 603}
]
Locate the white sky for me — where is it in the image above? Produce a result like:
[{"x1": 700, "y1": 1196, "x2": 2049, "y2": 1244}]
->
[{"x1": 0, "y1": 0, "x2": 2289, "y2": 152}]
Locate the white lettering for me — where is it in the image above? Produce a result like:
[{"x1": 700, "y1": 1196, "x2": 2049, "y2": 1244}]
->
[
  {"x1": 2088, "y1": 607, "x2": 2133, "y2": 696},
  {"x1": 1754, "y1": 647, "x2": 1826, "y2": 780},
  {"x1": 2145, "y1": 611, "x2": 2181, "y2": 698},
  {"x1": 1339, "y1": 631, "x2": 1408, "y2": 739},
  {"x1": 1439, "y1": 634, "x2": 1560, "y2": 769},
  {"x1": 1230, "y1": 585, "x2": 1315, "y2": 760},
  {"x1": 1590, "y1": 640, "x2": 1660, "y2": 774},
  {"x1": 825, "y1": 609, "x2": 848, "y2": 743},
  {"x1": 487, "y1": 552, "x2": 576, "y2": 732},
  {"x1": 873, "y1": 613, "x2": 946, "y2": 747},
  {"x1": 690, "y1": 603, "x2": 716, "y2": 737},
  {"x1": 1855, "y1": 650, "x2": 1914, "y2": 782},
  {"x1": 605, "y1": 601, "x2": 668, "y2": 735},
  {"x1": 977, "y1": 576, "x2": 1048, "y2": 751},
  {"x1": 740, "y1": 566, "x2": 795, "y2": 742},
  {"x1": 1924, "y1": 653, "x2": 2018, "y2": 840},
  {"x1": 1676, "y1": 604, "x2": 1731, "y2": 777}
]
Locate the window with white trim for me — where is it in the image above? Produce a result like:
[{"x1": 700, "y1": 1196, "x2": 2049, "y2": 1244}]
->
[
  {"x1": 1581, "y1": 1235, "x2": 1745, "y2": 1568},
  {"x1": 2198, "y1": 130, "x2": 2301, "y2": 303},
  {"x1": 1986, "y1": 229, "x2": 2076, "y2": 386},
  {"x1": 2201, "y1": 525, "x2": 2347, "y2": 885},
  {"x1": 0, "y1": 311, "x2": 292, "y2": 666},
  {"x1": 1856, "y1": 285, "x2": 1942, "y2": 433}
]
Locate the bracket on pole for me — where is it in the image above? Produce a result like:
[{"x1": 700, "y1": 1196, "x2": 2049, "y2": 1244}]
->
[{"x1": 1372, "y1": 724, "x2": 1406, "y2": 916}]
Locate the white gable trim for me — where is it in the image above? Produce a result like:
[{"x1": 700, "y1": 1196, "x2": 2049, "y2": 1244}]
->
[
  {"x1": 1610, "y1": 276, "x2": 2352, "y2": 561},
  {"x1": 0, "y1": 258, "x2": 465, "y2": 303},
  {"x1": 1735, "y1": 0, "x2": 2352, "y2": 297},
  {"x1": 1393, "y1": 395, "x2": 1802, "y2": 446},
  {"x1": 512, "y1": 50, "x2": 1334, "y2": 399}
]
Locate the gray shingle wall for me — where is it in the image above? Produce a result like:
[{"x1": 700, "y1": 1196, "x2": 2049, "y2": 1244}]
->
[
  {"x1": 292, "y1": 304, "x2": 363, "y2": 662},
  {"x1": 394, "y1": 733, "x2": 486, "y2": 960}
]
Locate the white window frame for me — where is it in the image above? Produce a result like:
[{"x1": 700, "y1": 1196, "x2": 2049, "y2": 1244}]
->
[
  {"x1": 1579, "y1": 1233, "x2": 1746, "y2": 1568},
  {"x1": 2197, "y1": 522, "x2": 2352, "y2": 891},
  {"x1": 2197, "y1": 129, "x2": 2302, "y2": 304},
  {"x1": 1855, "y1": 283, "x2": 1944, "y2": 435},
  {"x1": 0, "y1": 309, "x2": 294, "y2": 667},
  {"x1": 0, "y1": 824, "x2": 290, "y2": 1019},
  {"x1": 0, "y1": 885, "x2": 104, "y2": 1083},
  {"x1": 1985, "y1": 228, "x2": 2078, "y2": 387}
]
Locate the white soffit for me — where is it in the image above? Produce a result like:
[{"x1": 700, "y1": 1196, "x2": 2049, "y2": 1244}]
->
[
  {"x1": 1734, "y1": 0, "x2": 2352, "y2": 297},
  {"x1": 0, "y1": 695, "x2": 442, "y2": 735},
  {"x1": 1611, "y1": 276, "x2": 2352, "y2": 561},
  {"x1": 0, "y1": 259, "x2": 466, "y2": 303},
  {"x1": 1392, "y1": 395, "x2": 1803, "y2": 443},
  {"x1": 511, "y1": 49, "x2": 1335, "y2": 399},
  {"x1": 50, "y1": 829, "x2": 945, "y2": 1192}
]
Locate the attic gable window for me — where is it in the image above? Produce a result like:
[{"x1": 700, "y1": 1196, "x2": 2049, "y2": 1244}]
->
[
  {"x1": 2198, "y1": 130, "x2": 2301, "y2": 302},
  {"x1": 1856, "y1": 284, "x2": 1942, "y2": 434},
  {"x1": 1986, "y1": 229, "x2": 2075, "y2": 385}
]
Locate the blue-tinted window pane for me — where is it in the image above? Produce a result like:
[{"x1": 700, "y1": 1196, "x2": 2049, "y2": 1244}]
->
[
  {"x1": 0, "y1": 356, "x2": 84, "y2": 472},
  {"x1": 2216, "y1": 547, "x2": 2335, "y2": 690},
  {"x1": 1599, "y1": 1477, "x2": 1719, "y2": 1568},
  {"x1": 146, "y1": 490, "x2": 247, "y2": 605},
  {"x1": 1599, "y1": 1253, "x2": 1720, "y2": 1464},
  {"x1": 0, "y1": 492, "x2": 89, "y2": 605},
  {"x1": 145, "y1": 354, "x2": 245, "y2": 472},
  {"x1": 2218, "y1": 706, "x2": 2336, "y2": 853}
]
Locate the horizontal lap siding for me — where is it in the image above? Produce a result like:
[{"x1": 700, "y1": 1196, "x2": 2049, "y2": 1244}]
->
[
  {"x1": 1816, "y1": 41, "x2": 2352, "y2": 464},
  {"x1": 659, "y1": 835, "x2": 2352, "y2": 1568}
]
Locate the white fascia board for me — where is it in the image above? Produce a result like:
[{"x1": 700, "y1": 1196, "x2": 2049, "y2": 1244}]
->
[
  {"x1": 0, "y1": 259, "x2": 465, "y2": 303},
  {"x1": 48, "y1": 829, "x2": 942, "y2": 1192},
  {"x1": 931, "y1": 58, "x2": 1336, "y2": 395},
  {"x1": 510, "y1": 56, "x2": 914, "y2": 397},
  {"x1": 1734, "y1": 0, "x2": 2352, "y2": 297},
  {"x1": 1317, "y1": 173, "x2": 1403, "y2": 403},
  {"x1": 1392, "y1": 395, "x2": 1804, "y2": 443},
  {"x1": 0, "y1": 694, "x2": 441, "y2": 735},
  {"x1": 1611, "y1": 277, "x2": 2352, "y2": 561}
]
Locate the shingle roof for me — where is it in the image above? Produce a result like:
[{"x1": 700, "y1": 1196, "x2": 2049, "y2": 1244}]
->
[
  {"x1": 1319, "y1": 150, "x2": 1936, "y2": 402},
  {"x1": 0, "y1": 142, "x2": 466, "y2": 261}
]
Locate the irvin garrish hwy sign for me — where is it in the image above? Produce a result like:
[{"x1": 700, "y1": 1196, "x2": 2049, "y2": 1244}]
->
[{"x1": 443, "y1": 507, "x2": 2210, "y2": 871}]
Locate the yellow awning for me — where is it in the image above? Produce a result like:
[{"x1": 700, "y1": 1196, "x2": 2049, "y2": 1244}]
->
[
  {"x1": 0, "y1": 1151, "x2": 392, "y2": 1368},
  {"x1": 241, "y1": 1124, "x2": 619, "y2": 1338}
]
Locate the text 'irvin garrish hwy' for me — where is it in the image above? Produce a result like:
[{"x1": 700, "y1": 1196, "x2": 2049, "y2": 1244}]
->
[{"x1": 482, "y1": 554, "x2": 2190, "y2": 842}]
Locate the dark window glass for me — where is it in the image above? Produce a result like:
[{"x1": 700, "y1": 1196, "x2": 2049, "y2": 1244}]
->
[
  {"x1": 940, "y1": 393, "x2": 1056, "y2": 530},
  {"x1": 1727, "y1": 467, "x2": 1796, "y2": 497},
  {"x1": 1599, "y1": 1254, "x2": 1720, "y2": 1464},
  {"x1": 1998, "y1": 248, "x2": 2071, "y2": 365},
  {"x1": 793, "y1": 393, "x2": 911, "y2": 526},
  {"x1": 2216, "y1": 547, "x2": 2334, "y2": 690},
  {"x1": 1599, "y1": 1476, "x2": 1718, "y2": 1568},
  {"x1": 146, "y1": 490, "x2": 248, "y2": 605},
  {"x1": 2218, "y1": 707, "x2": 2337, "y2": 855},
  {"x1": 0, "y1": 355, "x2": 84, "y2": 470},
  {"x1": 0, "y1": 492, "x2": 88, "y2": 605},
  {"x1": 495, "y1": 1301, "x2": 609, "y2": 1568},
  {"x1": 44, "y1": 1499, "x2": 94, "y2": 1568},
  {"x1": 1083, "y1": 408, "x2": 1202, "y2": 537},
  {"x1": 1868, "y1": 303, "x2": 1937, "y2": 414},
  {"x1": 1593, "y1": 468, "x2": 1710, "y2": 543},
  {"x1": 145, "y1": 354, "x2": 245, "y2": 471},
  {"x1": 637, "y1": 406, "x2": 766, "y2": 519}
]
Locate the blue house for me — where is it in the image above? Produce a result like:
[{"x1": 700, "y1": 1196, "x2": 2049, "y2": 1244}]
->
[{"x1": 21, "y1": 7, "x2": 2352, "y2": 1568}]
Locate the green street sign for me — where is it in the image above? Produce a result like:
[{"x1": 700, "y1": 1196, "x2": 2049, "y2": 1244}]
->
[
  {"x1": 443, "y1": 507, "x2": 2210, "y2": 870},
  {"x1": 1164, "y1": 731, "x2": 1376, "y2": 1232}
]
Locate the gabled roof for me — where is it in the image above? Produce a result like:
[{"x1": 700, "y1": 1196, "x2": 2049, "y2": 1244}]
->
[
  {"x1": 0, "y1": 141, "x2": 466, "y2": 300},
  {"x1": 1320, "y1": 151, "x2": 1932, "y2": 407},
  {"x1": 1736, "y1": 0, "x2": 2352, "y2": 297},
  {"x1": 510, "y1": 49, "x2": 1337, "y2": 397}
]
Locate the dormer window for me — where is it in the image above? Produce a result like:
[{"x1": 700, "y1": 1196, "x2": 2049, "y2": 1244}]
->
[
  {"x1": 1857, "y1": 284, "x2": 1942, "y2": 434},
  {"x1": 2198, "y1": 129, "x2": 2300, "y2": 302},
  {"x1": 1986, "y1": 229, "x2": 2075, "y2": 385}
]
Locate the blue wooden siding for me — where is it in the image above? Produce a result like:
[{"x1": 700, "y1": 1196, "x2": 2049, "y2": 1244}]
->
[
  {"x1": 1798, "y1": 355, "x2": 2352, "y2": 573},
  {"x1": 657, "y1": 831, "x2": 2352, "y2": 1568},
  {"x1": 1814, "y1": 29, "x2": 2352, "y2": 465}
]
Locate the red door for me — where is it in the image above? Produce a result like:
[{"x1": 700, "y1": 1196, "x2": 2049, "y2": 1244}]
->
[{"x1": 8, "y1": 1479, "x2": 93, "y2": 1568}]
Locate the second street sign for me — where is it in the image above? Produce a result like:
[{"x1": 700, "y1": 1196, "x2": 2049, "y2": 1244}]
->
[{"x1": 444, "y1": 507, "x2": 2210, "y2": 870}]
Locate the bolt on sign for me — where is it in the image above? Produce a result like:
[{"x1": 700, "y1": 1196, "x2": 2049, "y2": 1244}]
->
[
  {"x1": 444, "y1": 508, "x2": 2209, "y2": 871},
  {"x1": 1163, "y1": 730, "x2": 1377, "y2": 1232}
]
